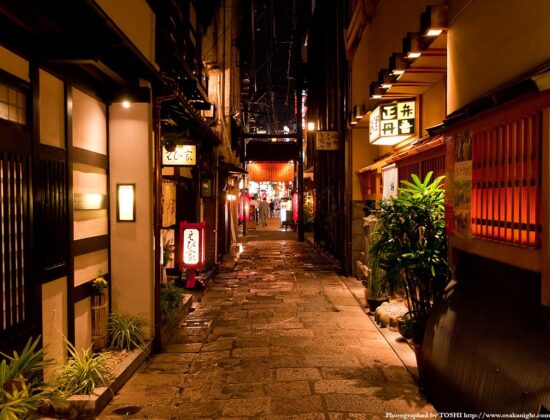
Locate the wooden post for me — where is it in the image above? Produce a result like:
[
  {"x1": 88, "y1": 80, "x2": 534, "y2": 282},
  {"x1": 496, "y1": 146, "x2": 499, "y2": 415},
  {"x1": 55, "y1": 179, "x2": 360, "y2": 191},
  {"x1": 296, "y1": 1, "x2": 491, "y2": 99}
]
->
[{"x1": 92, "y1": 293, "x2": 108, "y2": 351}]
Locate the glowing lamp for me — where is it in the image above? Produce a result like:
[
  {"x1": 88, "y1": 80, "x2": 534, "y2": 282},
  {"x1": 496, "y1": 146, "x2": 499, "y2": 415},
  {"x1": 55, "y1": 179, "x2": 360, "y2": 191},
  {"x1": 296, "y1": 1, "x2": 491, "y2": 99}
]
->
[
  {"x1": 116, "y1": 184, "x2": 136, "y2": 222},
  {"x1": 239, "y1": 191, "x2": 251, "y2": 222},
  {"x1": 292, "y1": 192, "x2": 298, "y2": 223},
  {"x1": 179, "y1": 221, "x2": 206, "y2": 288}
]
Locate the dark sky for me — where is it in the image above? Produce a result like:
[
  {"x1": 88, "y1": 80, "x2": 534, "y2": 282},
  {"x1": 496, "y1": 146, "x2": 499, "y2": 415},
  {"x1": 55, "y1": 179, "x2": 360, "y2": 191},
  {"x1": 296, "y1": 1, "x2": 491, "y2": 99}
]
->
[{"x1": 241, "y1": 0, "x2": 298, "y2": 134}]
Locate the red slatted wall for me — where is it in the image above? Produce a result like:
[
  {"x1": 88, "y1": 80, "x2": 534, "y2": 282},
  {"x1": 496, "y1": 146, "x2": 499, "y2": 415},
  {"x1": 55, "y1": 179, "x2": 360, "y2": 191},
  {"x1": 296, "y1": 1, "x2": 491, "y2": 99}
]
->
[{"x1": 471, "y1": 112, "x2": 541, "y2": 248}]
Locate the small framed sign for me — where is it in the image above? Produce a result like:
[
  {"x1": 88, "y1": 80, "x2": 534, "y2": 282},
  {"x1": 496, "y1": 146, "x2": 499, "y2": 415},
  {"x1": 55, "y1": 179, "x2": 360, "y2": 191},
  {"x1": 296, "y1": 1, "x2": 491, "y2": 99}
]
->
[
  {"x1": 315, "y1": 131, "x2": 339, "y2": 150},
  {"x1": 162, "y1": 144, "x2": 197, "y2": 166}
]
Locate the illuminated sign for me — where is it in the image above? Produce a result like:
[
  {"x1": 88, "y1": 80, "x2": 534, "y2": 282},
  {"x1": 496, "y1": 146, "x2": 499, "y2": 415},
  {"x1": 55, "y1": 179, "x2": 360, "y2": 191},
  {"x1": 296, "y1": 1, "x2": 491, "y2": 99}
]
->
[
  {"x1": 179, "y1": 221, "x2": 206, "y2": 270},
  {"x1": 179, "y1": 221, "x2": 206, "y2": 288},
  {"x1": 162, "y1": 144, "x2": 197, "y2": 166},
  {"x1": 369, "y1": 100, "x2": 416, "y2": 146}
]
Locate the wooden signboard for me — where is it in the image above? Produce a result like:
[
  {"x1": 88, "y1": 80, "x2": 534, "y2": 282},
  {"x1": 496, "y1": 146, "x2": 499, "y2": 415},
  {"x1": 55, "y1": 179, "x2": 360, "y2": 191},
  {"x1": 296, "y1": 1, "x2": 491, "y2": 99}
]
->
[{"x1": 315, "y1": 131, "x2": 339, "y2": 150}]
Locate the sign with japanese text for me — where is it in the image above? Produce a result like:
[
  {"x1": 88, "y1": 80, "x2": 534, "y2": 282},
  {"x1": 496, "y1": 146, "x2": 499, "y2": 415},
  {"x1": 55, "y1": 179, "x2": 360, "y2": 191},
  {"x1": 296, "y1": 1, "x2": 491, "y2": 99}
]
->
[
  {"x1": 162, "y1": 144, "x2": 197, "y2": 166},
  {"x1": 179, "y1": 221, "x2": 206, "y2": 270},
  {"x1": 369, "y1": 100, "x2": 416, "y2": 145},
  {"x1": 315, "y1": 131, "x2": 339, "y2": 150}
]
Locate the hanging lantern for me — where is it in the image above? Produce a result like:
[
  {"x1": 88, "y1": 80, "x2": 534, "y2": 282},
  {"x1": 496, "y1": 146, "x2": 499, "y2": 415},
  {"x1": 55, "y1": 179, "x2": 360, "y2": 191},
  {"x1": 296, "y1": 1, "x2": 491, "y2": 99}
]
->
[
  {"x1": 179, "y1": 221, "x2": 206, "y2": 288},
  {"x1": 238, "y1": 193, "x2": 244, "y2": 222},
  {"x1": 244, "y1": 192, "x2": 251, "y2": 221},
  {"x1": 292, "y1": 191, "x2": 298, "y2": 222}
]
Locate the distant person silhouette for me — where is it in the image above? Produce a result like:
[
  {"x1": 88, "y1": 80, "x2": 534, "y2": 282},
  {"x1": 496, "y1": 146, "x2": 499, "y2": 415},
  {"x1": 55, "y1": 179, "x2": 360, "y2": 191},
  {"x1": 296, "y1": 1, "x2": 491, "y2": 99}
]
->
[{"x1": 259, "y1": 198, "x2": 270, "y2": 227}]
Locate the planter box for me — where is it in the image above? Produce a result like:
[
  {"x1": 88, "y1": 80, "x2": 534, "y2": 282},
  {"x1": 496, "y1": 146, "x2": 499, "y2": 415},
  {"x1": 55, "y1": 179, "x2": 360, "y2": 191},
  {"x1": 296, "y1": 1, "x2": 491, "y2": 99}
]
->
[{"x1": 52, "y1": 342, "x2": 152, "y2": 418}]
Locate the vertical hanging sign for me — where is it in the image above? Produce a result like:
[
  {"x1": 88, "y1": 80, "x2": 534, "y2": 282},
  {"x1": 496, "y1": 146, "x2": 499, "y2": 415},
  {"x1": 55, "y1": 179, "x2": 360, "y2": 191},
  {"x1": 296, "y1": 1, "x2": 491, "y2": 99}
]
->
[
  {"x1": 292, "y1": 191, "x2": 298, "y2": 222},
  {"x1": 179, "y1": 221, "x2": 206, "y2": 288}
]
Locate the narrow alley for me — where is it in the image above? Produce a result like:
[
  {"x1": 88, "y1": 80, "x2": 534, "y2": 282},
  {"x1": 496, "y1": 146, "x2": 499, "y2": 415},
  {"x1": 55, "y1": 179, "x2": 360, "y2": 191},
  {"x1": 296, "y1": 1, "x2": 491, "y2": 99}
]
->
[{"x1": 100, "y1": 239, "x2": 435, "y2": 419}]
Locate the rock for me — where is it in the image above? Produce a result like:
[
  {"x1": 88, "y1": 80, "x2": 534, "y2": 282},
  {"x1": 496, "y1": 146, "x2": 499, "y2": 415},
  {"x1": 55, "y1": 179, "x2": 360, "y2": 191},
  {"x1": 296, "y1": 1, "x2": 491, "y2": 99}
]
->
[{"x1": 374, "y1": 300, "x2": 409, "y2": 328}]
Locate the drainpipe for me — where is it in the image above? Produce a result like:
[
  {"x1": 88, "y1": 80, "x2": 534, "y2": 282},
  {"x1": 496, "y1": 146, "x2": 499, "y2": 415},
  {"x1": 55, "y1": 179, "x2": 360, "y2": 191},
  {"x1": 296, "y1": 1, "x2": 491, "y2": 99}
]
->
[{"x1": 153, "y1": 93, "x2": 177, "y2": 353}]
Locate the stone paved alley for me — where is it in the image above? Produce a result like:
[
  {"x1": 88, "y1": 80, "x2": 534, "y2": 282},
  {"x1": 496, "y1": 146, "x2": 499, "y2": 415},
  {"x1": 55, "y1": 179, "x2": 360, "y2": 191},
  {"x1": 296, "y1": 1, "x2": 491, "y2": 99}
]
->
[{"x1": 100, "y1": 240, "x2": 436, "y2": 419}]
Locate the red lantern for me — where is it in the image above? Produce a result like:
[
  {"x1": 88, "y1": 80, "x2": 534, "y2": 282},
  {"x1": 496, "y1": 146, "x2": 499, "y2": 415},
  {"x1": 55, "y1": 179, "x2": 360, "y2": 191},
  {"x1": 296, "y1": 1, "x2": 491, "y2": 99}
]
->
[
  {"x1": 292, "y1": 191, "x2": 298, "y2": 222},
  {"x1": 179, "y1": 221, "x2": 206, "y2": 288},
  {"x1": 238, "y1": 193, "x2": 244, "y2": 222},
  {"x1": 262, "y1": 191, "x2": 267, "y2": 200},
  {"x1": 244, "y1": 192, "x2": 251, "y2": 221}
]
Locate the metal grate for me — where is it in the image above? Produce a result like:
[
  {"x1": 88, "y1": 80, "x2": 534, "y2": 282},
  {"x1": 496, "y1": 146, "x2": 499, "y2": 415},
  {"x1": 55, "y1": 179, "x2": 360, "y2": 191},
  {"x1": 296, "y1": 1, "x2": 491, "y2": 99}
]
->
[{"x1": 471, "y1": 112, "x2": 542, "y2": 247}]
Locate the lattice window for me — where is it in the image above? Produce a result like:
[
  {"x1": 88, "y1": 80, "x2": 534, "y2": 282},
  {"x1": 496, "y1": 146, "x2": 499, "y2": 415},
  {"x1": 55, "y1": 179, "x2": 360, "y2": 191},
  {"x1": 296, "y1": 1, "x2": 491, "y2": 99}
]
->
[
  {"x1": 38, "y1": 158, "x2": 68, "y2": 274},
  {"x1": 471, "y1": 113, "x2": 542, "y2": 248},
  {"x1": 1, "y1": 153, "x2": 30, "y2": 333},
  {"x1": 0, "y1": 83, "x2": 26, "y2": 125}
]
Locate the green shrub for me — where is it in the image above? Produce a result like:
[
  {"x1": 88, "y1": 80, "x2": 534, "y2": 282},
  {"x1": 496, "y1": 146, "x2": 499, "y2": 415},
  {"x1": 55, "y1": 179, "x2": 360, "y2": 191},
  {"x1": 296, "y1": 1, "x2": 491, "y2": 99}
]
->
[
  {"x1": 52, "y1": 342, "x2": 112, "y2": 395},
  {"x1": 372, "y1": 171, "x2": 449, "y2": 344},
  {"x1": 0, "y1": 336, "x2": 60, "y2": 419},
  {"x1": 161, "y1": 283, "x2": 184, "y2": 322},
  {"x1": 109, "y1": 313, "x2": 147, "y2": 351}
]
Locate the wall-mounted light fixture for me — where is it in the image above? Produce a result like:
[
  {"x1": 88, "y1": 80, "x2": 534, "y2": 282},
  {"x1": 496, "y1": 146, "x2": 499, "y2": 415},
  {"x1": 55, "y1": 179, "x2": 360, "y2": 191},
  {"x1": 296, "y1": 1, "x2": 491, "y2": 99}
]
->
[
  {"x1": 389, "y1": 53, "x2": 408, "y2": 78},
  {"x1": 403, "y1": 32, "x2": 424, "y2": 60},
  {"x1": 354, "y1": 105, "x2": 366, "y2": 120},
  {"x1": 421, "y1": 5, "x2": 448, "y2": 38},
  {"x1": 378, "y1": 69, "x2": 395, "y2": 90},
  {"x1": 110, "y1": 87, "x2": 151, "y2": 106},
  {"x1": 201, "y1": 178, "x2": 212, "y2": 198},
  {"x1": 307, "y1": 121, "x2": 316, "y2": 131},
  {"x1": 74, "y1": 193, "x2": 107, "y2": 210},
  {"x1": 369, "y1": 82, "x2": 385, "y2": 99},
  {"x1": 117, "y1": 184, "x2": 136, "y2": 222}
]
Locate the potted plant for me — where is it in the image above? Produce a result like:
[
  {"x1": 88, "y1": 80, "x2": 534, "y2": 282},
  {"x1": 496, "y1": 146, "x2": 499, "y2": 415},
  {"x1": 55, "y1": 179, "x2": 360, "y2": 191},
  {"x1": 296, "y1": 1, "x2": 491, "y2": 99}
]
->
[
  {"x1": 91, "y1": 272, "x2": 109, "y2": 351},
  {"x1": 372, "y1": 172, "x2": 450, "y2": 348},
  {"x1": 363, "y1": 216, "x2": 400, "y2": 312}
]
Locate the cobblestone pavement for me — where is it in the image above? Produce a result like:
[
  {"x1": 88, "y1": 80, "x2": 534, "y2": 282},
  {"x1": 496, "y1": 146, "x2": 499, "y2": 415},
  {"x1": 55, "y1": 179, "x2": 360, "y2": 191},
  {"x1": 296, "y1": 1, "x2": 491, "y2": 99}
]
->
[{"x1": 100, "y1": 240, "x2": 437, "y2": 419}]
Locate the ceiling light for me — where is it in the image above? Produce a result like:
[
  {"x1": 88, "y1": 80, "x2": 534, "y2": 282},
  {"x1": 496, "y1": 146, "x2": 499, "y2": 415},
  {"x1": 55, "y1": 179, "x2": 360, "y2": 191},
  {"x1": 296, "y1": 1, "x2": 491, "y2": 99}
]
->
[
  {"x1": 406, "y1": 52, "x2": 421, "y2": 59},
  {"x1": 371, "y1": 95, "x2": 383, "y2": 99},
  {"x1": 381, "y1": 83, "x2": 392, "y2": 89}
]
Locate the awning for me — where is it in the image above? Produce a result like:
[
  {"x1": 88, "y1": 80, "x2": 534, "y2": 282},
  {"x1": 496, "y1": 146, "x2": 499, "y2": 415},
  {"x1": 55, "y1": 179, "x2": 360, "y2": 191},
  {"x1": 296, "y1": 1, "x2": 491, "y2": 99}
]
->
[{"x1": 247, "y1": 162, "x2": 294, "y2": 182}]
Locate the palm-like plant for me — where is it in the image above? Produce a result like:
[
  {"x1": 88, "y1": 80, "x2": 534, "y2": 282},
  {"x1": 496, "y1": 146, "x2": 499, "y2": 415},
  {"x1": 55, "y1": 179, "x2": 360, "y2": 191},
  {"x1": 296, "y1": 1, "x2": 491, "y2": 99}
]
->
[
  {"x1": 0, "y1": 337, "x2": 60, "y2": 419},
  {"x1": 372, "y1": 171, "x2": 449, "y2": 344}
]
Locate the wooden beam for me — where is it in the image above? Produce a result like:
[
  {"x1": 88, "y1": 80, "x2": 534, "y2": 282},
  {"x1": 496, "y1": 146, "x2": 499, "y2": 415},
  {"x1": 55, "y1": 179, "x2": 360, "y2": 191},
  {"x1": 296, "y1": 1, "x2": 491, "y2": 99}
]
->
[{"x1": 243, "y1": 133, "x2": 299, "y2": 139}]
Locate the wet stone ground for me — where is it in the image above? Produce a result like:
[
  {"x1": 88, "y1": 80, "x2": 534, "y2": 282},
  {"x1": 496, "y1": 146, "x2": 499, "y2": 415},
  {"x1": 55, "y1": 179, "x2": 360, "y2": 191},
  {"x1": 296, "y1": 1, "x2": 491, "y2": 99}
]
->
[{"x1": 99, "y1": 240, "x2": 436, "y2": 419}]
